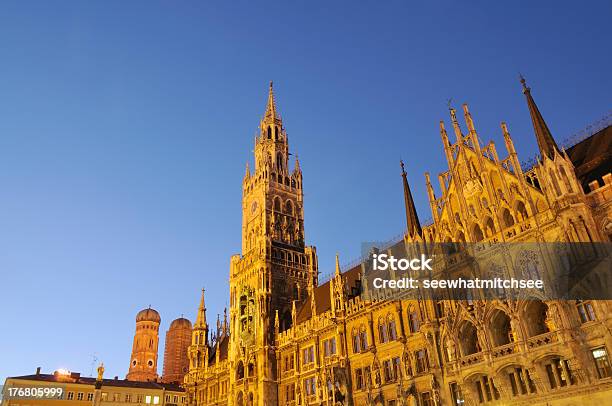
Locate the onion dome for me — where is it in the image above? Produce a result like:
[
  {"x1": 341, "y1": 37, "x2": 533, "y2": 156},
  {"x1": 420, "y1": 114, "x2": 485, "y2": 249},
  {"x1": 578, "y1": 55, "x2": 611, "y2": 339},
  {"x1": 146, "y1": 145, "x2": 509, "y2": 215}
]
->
[
  {"x1": 136, "y1": 307, "x2": 161, "y2": 323},
  {"x1": 169, "y1": 317, "x2": 192, "y2": 330}
]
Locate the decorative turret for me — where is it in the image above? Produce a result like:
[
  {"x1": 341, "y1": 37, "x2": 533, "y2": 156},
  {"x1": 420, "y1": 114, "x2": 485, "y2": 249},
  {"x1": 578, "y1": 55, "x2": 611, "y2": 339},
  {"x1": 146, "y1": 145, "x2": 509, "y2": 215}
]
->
[
  {"x1": 195, "y1": 288, "x2": 207, "y2": 330},
  {"x1": 187, "y1": 289, "x2": 209, "y2": 374},
  {"x1": 450, "y1": 107, "x2": 463, "y2": 142}
]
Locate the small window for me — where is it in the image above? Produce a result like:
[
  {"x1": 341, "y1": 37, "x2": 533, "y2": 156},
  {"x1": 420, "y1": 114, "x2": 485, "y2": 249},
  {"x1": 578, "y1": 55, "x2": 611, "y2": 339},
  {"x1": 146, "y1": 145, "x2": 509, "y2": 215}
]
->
[
  {"x1": 577, "y1": 300, "x2": 596, "y2": 323},
  {"x1": 421, "y1": 392, "x2": 434, "y2": 406},
  {"x1": 449, "y1": 382, "x2": 464, "y2": 405},
  {"x1": 592, "y1": 347, "x2": 612, "y2": 379},
  {"x1": 67, "y1": 392, "x2": 74, "y2": 400}
]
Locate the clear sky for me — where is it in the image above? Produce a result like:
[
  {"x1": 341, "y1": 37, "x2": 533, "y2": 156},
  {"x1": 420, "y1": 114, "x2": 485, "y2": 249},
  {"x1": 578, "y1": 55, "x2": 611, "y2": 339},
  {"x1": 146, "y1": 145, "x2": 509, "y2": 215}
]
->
[{"x1": 0, "y1": 0, "x2": 610, "y2": 382}]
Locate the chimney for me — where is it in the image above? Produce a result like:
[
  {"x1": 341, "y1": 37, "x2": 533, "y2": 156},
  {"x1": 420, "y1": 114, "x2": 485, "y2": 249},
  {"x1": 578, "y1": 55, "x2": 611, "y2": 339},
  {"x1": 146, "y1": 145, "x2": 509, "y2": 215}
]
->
[
  {"x1": 114, "y1": 376, "x2": 118, "y2": 380},
  {"x1": 36, "y1": 367, "x2": 41, "y2": 375}
]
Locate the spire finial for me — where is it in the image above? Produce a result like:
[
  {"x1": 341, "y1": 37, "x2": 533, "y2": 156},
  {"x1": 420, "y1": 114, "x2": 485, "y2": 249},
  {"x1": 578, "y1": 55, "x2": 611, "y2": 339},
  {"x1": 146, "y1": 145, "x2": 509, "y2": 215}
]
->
[{"x1": 519, "y1": 73, "x2": 529, "y2": 93}]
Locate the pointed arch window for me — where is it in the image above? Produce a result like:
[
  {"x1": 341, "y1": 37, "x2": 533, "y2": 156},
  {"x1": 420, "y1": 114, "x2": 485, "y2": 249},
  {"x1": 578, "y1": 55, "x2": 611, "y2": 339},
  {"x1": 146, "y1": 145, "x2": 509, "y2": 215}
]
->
[
  {"x1": 549, "y1": 169, "x2": 562, "y2": 196},
  {"x1": 359, "y1": 326, "x2": 368, "y2": 351},
  {"x1": 387, "y1": 315, "x2": 397, "y2": 341},
  {"x1": 559, "y1": 166, "x2": 574, "y2": 193},
  {"x1": 378, "y1": 317, "x2": 388, "y2": 344},
  {"x1": 408, "y1": 306, "x2": 420, "y2": 334},
  {"x1": 502, "y1": 208, "x2": 514, "y2": 228}
]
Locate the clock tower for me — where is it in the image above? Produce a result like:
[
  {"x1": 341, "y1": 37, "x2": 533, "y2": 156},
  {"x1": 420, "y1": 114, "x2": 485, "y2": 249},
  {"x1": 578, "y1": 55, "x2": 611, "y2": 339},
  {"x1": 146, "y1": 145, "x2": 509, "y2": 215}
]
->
[{"x1": 228, "y1": 82, "x2": 318, "y2": 405}]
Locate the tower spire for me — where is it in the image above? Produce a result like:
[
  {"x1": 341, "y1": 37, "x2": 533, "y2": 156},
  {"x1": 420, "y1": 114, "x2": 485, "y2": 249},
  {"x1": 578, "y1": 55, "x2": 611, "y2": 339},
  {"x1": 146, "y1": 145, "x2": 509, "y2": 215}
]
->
[
  {"x1": 400, "y1": 160, "x2": 422, "y2": 238},
  {"x1": 335, "y1": 253, "x2": 341, "y2": 277},
  {"x1": 520, "y1": 75, "x2": 560, "y2": 160},
  {"x1": 264, "y1": 81, "x2": 279, "y2": 121},
  {"x1": 195, "y1": 288, "x2": 207, "y2": 328}
]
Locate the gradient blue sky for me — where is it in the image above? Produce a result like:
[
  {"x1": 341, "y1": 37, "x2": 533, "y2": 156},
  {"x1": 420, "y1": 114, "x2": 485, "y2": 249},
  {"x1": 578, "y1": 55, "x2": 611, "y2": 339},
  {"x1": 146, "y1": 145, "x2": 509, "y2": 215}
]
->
[{"x1": 0, "y1": 1, "x2": 610, "y2": 382}]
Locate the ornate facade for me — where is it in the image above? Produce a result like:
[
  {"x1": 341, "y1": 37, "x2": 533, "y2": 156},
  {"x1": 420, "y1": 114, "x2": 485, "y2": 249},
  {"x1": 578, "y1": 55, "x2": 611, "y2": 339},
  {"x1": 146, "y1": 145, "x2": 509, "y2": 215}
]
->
[{"x1": 183, "y1": 81, "x2": 612, "y2": 405}]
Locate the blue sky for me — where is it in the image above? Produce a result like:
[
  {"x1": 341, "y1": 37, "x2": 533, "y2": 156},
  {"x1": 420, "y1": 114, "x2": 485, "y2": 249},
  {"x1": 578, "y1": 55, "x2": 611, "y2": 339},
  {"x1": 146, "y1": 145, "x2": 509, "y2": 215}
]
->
[{"x1": 0, "y1": 1, "x2": 610, "y2": 382}]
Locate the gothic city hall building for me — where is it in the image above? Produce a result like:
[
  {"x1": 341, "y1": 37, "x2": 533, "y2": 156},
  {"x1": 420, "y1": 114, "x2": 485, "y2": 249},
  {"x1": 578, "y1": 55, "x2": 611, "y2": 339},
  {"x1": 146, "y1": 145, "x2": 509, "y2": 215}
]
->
[{"x1": 182, "y1": 81, "x2": 612, "y2": 406}]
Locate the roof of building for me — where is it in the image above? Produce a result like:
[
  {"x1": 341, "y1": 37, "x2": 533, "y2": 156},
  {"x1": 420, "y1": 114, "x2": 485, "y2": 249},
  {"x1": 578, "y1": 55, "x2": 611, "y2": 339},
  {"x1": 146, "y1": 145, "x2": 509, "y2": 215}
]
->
[
  {"x1": 8, "y1": 372, "x2": 184, "y2": 392},
  {"x1": 567, "y1": 124, "x2": 611, "y2": 192},
  {"x1": 295, "y1": 264, "x2": 362, "y2": 324},
  {"x1": 207, "y1": 334, "x2": 229, "y2": 365},
  {"x1": 136, "y1": 307, "x2": 161, "y2": 323}
]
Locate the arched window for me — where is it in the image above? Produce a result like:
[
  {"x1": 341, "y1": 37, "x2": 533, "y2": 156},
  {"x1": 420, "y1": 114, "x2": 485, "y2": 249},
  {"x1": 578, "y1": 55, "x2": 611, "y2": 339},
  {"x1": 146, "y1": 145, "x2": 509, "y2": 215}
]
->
[
  {"x1": 549, "y1": 169, "x2": 562, "y2": 196},
  {"x1": 285, "y1": 200, "x2": 294, "y2": 216},
  {"x1": 387, "y1": 315, "x2": 397, "y2": 341},
  {"x1": 458, "y1": 321, "x2": 479, "y2": 355},
  {"x1": 516, "y1": 201, "x2": 528, "y2": 222},
  {"x1": 485, "y1": 217, "x2": 495, "y2": 237},
  {"x1": 274, "y1": 197, "x2": 282, "y2": 212},
  {"x1": 267, "y1": 127, "x2": 272, "y2": 139},
  {"x1": 276, "y1": 153, "x2": 283, "y2": 172},
  {"x1": 473, "y1": 224, "x2": 484, "y2": 242},
  {"x1": 502, "y1": 208, "x2": 514, "y2": 228},
  {"x1": 489, "y1": 309, "x2": 512, "y2": 346},
  {"x1": 408, "y1": 306, "x2": 420, "y2": 333},
  {"x1": 524, "y1": 300, "x2": 548, "y2": 337},
  {"x1": 359, "y1": 325, "x2": 368, "y2": 351},
  {"x1": 352, "y1": 328, "x2": 360, "y2": 353},
  {"x1": 274, "y1": 126, "x2": 279, "y2": 140},
  {"x1": 236, "y1": 361, "x2": 245, "y2": 380},
  {"x1": 559, "y1": 166, "x2": 574, "y2": 193},
  {"x1": 378, "y1": 317, "x2": 388, "y2": 344}
]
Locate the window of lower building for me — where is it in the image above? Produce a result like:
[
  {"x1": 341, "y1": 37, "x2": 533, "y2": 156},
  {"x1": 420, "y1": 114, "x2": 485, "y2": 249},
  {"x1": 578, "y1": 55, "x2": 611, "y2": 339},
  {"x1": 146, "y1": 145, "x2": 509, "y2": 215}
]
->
[
  {"x1": 474, "y1": 376, "x2": 499, "y2": 403},
  {"x1": 77, "y1": 392, "x2": 84, "y2": 401},
  {"x1": 421, "y1": 391, "x2": 434, "y2": 406},
  {"x1": 449, "y1": 382, "x2": 464, "y2": 405},
  {"x1": 304, "y1": 377, "x2": 316, "y2": 396},
  {"x1": 302, "y1": 346, "x2": 315, "y2": 365},
  {"x1": 592, "y1": 347, "x2": 612, "y2": 379},
  {"x1": 508, "y1": 367, "x2": 536, "y2": 396},
  {"x1": 355, "y1": 368, "x2": 364, "y2": 390},
  {"x1": 544, "y1": 358, "x2": 575, "y2": 389},
  {"x1": 415, "y1": 349, "x2": 428, "y2": 374},
  {"x1": 576, "y1": 300, "x2": 596, "y2": 323},
  {"x1": 87, "y1": 393, "x2": 94, "y2": 402},
  {"x1": 67, "y1": 392, "x2": 74, "y2": 400}
]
